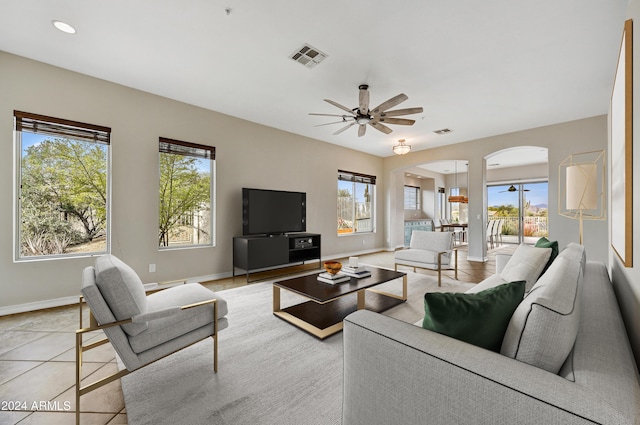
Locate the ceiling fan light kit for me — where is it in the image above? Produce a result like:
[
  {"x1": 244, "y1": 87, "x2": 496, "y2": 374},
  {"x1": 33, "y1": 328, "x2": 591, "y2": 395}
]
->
[{"x1": 309, "y1": 84, "x2": 423, "y2": 137}]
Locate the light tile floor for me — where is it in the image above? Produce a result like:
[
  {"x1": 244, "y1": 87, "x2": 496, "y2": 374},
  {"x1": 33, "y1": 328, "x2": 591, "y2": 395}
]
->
[{"x1": 0, "y1": 247, "x2": 500, "y2": 424}]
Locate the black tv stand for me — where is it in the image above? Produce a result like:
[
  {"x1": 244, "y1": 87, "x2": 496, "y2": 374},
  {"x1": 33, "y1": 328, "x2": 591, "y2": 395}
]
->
[{"x1": 233, "y1": 233, "x2": 321, "y2": 282}]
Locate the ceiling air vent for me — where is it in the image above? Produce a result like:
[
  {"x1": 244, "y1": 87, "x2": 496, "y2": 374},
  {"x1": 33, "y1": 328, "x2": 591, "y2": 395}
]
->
[
  {"x1": 434, "y1": 128, "x2": 453, "y2": 135},
  {"x1": 290, "y1": 44, "x2": 328, "y2": 68}
]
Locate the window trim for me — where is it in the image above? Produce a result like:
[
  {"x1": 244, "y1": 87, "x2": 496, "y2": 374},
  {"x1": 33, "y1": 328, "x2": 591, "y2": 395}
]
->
[
  {"x1": 14, "y1": 111, "x2": 111, "y2": 261},
  {"x1": 404, "y1": 185, "x2": 421, "y2": 210},
  {"x1": 337, "y1": 169, "x2": 376, "y2": 236},
  {"x1": 158, "y1": 137, "x2": 216, "y2": 250}
]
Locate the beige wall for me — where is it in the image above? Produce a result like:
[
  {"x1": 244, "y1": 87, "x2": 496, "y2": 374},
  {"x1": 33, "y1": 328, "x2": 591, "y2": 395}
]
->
[
  {"x1": 383, "y1": 116, "x2": 609, "y2": 262},
  {"x1": 3, "y1": 48, "x2": 635, "y2": 369},
  {"x1": 0, "y1": 52, "x2": 384, "y2": 312}
]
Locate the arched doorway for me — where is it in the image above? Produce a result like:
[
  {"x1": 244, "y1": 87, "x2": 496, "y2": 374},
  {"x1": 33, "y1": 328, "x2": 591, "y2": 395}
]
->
[
  {"x1": 485, "y1": 147, "x2": 549, "y2": 248},
  {"x1": 399, "y1": 160, "x2": 468, "y2": 247}
]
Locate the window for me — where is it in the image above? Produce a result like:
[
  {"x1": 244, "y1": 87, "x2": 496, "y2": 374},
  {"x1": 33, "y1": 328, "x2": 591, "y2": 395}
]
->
[
  {"x1": 438, "y1": 187, "x2": 446, "y2": 219},
  {"x1": 337, "y1": 170, "x2": 375, "y2": 234},
  {"x1": 14, "y1": 111, "x2": 110, "y2": 260},
  {"x1": 404, "y1": 185, "x2": 420, "y2": 210},
  {"x1": 159, "y1": 138, "x2": 215, "y2": 248},
  {"x1": 449, "y1": 187, "x2": 469, "y2": 223}
]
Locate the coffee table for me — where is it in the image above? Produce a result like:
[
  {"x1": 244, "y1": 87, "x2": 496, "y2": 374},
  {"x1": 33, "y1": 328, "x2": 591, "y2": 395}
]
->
[{"x1": 273, "y1": 267, "x2": 407, "y2": 339}]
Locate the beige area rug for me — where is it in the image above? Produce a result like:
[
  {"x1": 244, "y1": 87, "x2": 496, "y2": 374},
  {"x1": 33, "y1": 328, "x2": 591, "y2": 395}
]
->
[{"x1": 120, "y1": 271, "x2": 474, "y2": 425}]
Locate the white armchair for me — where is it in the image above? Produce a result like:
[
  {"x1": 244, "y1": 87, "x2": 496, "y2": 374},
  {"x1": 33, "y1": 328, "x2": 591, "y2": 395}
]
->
[
  {"x1": 76, "y1": 255, "x2": 228, "y2": 424},
  {"x1": 394, "y1": 230, "x2": 458, "y2": 286}
]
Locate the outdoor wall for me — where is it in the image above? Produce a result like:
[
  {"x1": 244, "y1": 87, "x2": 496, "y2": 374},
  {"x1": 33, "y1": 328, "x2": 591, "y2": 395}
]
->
[{"x1": 0, "y1": 51, "x2": 384, "y2": 313}]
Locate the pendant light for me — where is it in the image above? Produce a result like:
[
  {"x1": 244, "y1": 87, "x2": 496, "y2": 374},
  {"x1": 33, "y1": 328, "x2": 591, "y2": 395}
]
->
[
  {"x1": 393, "y1": 139, "x2": 411, "y2": 155},
  {"x1": 448, "y1": 161, "x2": 465, "y2": 203}
]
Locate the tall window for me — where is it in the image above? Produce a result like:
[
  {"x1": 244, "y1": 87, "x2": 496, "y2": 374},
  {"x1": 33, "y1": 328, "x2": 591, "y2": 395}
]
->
[
  {"x1": 337, "y1": 170, "x2": 375, "y2": 234},
  {"x1": 159, "y1": 138, "x2": 215, "y2": 248},
  {"x1": 438, "y1": 187, "x2": 446, "y2": 219},
  {"x1": 14, "y1": 111, "x2": 110, "y2": 260},
  {"x1": 404, "y1": 185, "x2": 420, "y2": 210}
]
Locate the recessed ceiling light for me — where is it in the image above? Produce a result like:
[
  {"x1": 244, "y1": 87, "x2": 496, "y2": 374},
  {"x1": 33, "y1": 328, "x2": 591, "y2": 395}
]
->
[{"x1": 52, "y1": 20, "x2": 76, "y2": 34}]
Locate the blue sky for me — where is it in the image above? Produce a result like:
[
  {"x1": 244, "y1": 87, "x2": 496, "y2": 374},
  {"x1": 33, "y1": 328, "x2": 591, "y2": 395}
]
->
[{"x1": 21, "y1": 132, "x2": 47, "y2": 154}]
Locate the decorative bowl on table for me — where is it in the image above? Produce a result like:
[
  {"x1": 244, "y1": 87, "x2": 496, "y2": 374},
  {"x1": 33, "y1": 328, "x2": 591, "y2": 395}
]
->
[{"x1": 323, "y1": 261, "x2": 342, "y2": 275}]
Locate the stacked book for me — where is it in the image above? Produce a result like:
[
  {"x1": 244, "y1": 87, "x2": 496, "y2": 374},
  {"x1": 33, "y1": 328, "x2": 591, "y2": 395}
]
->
[
  {"x1": 317, "y1": 272, "x2": 351, "y2": 284},
  {"x1": 340, "y1": 266, "x2": 372, "y2": 279}
]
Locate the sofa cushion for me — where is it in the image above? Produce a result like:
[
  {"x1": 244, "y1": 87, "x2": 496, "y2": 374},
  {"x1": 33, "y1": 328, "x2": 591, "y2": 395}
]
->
[
  {"x1": 500, "y1": 244, "x2": 551, "y2": 292},
  {"x1": 535, "y1": 237, "x2": 559, "y2": 274},
  {"x1": 557, "y1": 242, "x2": 586, "y2": 274},
  {"x1": 129, "y1": 283, "x2": 227, "y2": 354},
  {"x1": 464, "y1": 273, "x2": 506, "y2": 294},
  {"x1": 422, "y1": 280, "x2": 525, "y2": 352},
  {"x1": 409, "y1": 230, "x2": 453, "y2": 252},
  {"x1": 395, "y1": 248, "x2": 450, "y2": 266},
  {"x1": 94, "y1": 255, "x2": 149, "y2": 336},
  {"x1": 500, "y1": 256, "x2": 582, "y2": 374}
]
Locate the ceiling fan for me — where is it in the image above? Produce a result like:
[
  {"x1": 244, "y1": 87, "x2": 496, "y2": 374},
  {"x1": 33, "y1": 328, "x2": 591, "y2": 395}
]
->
[
  {"x1": 309, "y1": 84, "x2": 423, "y2": 137},
  {"x1": 500, "y1": 185, "x2": 530, "y2": 193}
]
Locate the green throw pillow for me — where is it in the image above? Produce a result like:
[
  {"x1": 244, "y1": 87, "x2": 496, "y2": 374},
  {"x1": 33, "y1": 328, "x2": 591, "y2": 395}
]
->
[
  {"x1": 422, "y1": 281, "x2": 525, "y2": 352},
  {"x1": 535, "y1": 237, "x2": 559, "y2": 275}
]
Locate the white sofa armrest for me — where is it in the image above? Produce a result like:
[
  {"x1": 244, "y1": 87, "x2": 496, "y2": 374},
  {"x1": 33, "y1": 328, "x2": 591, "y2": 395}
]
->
[{"x1": 342, "y1": 310, "x2": 626, "y2": 425}]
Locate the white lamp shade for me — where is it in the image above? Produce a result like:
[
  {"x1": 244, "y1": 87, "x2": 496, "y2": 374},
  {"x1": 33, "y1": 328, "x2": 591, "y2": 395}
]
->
[{"x1": 566, "y1": 164, "x2": 597, "y2": 210}]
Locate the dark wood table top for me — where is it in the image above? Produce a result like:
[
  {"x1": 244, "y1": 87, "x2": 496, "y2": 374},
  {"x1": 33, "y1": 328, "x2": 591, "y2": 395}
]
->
[
  {"x1": 274, "y1": 267, "x2": 406, "y2": 303},
  {"x1": 440, "y1": 223, "x2": 468, "y2": 229}
]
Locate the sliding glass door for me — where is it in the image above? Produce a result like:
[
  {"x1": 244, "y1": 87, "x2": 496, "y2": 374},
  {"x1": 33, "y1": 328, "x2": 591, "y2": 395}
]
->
[{"x1": 487, "y1": 182, "x2": 548, "y2": 245}]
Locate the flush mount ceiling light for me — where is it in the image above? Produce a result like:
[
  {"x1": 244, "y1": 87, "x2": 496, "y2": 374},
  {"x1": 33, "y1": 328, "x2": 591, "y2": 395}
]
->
[
  {"x1": 52, "y1": 20, "x2": 76, "y2": 34},
  {"x1": 393, "y1": 139, "x2": 411, "y2": 155}
]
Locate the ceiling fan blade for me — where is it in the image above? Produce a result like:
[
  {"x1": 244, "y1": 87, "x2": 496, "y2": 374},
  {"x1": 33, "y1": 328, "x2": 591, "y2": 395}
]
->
[
  {"x1": 378, "y1": 117, "x2": 415, "y2": 126},
  {"x1": 369, "y1": 121, "x2": 393, "y2": 134},
  {"x1": 333, "y1": 122, "x2": 356, "y2": 135},
  {"x1": 358, "y1": 124, "x2": 367, "y2": 137},
  {"x1": 377, "y1": 107, "x2": 424, "y2": 117},
  {"x1": 309, "y1": 113, "x2": 352, "y2": 117},
  {"x1": 324, "y1": 99, "x2": 355, "y2": 114},
  {"x1": 359, "y1": 86, "x2": 370, "y2": 115},
  {"x1": 371, "y1": 93, "x2": 408, "y2": 114},
  {"x1": 314, "y1": 120, "x2": 351, "y2": 127}
]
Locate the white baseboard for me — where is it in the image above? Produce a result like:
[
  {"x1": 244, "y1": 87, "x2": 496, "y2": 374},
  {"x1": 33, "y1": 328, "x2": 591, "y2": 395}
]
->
[
  {"x1": 0, "y1": 296, "x2": 79, "y2": 316},
  {"x1": 186, "y1": 271, "x2": 234, "y2": 284},
  {"x1": 1, "y1": 248, "x2": 392, "y2": 315},
  {"x1": 322, "y1": 247, "x2": 382, "y2": 261},
  {"x1": 466, "y1": 256, "x2": 488, "y2": 262}
]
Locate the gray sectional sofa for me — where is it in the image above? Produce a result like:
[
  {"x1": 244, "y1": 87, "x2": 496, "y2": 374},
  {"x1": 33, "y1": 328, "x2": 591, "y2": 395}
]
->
[{"x1": 342, "y1": 243, "x2": 640, "y2": 425}]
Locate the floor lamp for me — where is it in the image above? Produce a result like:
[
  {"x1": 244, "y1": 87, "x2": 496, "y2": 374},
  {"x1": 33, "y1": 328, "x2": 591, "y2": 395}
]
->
[{"x1": 559, "y1": 151, "x2": 606, "y2": 245}]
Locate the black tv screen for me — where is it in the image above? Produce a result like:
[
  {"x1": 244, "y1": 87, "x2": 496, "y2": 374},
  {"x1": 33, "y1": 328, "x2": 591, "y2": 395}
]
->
[{"x1": 242, "y1": 188, "x2": 306, "y2": 235}]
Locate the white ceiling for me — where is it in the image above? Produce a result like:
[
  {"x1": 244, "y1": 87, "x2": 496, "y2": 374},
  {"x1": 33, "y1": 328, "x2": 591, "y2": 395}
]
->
[{"x1": 0, "y1": 1, "x2": 627, "y2": 158}]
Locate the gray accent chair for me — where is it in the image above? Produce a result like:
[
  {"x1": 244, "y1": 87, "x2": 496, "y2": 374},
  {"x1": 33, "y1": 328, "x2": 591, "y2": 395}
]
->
[
  {"x1": 75, "y1": 255, "x2": 228, "y2": 424},
  {"x1": 394, "y1": 230, "x2": 458, "y2": 286}
]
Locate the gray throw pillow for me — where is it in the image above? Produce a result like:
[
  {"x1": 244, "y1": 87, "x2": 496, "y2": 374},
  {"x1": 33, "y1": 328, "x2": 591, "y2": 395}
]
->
[{"x1": 500, "y1": 257, "x2": 582, "y2": 374}]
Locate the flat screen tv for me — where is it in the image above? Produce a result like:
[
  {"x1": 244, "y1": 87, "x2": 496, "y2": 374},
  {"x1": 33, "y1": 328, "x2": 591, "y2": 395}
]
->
[{"x1": 242, "y1": 188, "x2": 306, "y2": 236}]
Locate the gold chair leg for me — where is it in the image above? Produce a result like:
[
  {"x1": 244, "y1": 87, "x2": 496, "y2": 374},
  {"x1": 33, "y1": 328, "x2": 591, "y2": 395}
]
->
[
  {"x1": 454, "y1": 249, "x2": 458, "y2": 280},
  {"x1": 76, "y1": 331, "x2": 82, "y2": 425},
  {"x1": 213, "y1": 301, "x2": 218, "y2": 373}
]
